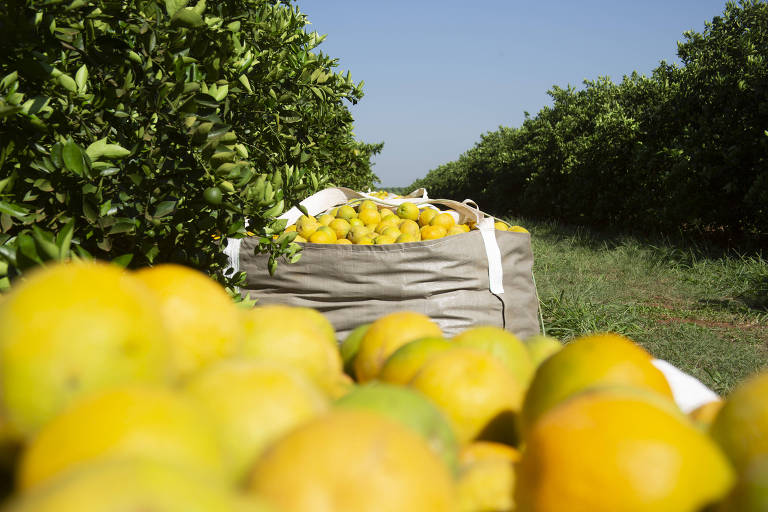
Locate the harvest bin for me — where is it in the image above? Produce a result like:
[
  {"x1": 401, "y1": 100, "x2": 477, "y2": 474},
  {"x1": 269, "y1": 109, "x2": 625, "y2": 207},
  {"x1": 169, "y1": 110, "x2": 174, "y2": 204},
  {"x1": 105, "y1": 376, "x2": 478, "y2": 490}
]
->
[{"x1": 227, "y1": 187, "x2": 541, "y2": 341}]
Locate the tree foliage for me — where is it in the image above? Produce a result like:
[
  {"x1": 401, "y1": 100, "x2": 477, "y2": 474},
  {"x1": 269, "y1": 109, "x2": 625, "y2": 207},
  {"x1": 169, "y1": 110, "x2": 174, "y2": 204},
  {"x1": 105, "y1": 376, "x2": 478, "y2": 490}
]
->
[
  {"x1": 411, "y1": 0, "x2": 768, "y2": 240},
  {"x1": 0, "y1": 0, "x2": 379, "y2": 290}
]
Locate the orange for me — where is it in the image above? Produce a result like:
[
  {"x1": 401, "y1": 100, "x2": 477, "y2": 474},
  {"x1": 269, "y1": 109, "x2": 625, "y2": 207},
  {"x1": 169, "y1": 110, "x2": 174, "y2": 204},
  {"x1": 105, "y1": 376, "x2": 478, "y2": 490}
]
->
[
  {"x1": 296, "y1": 215, "x2": 319, "y2": 239},
  {"x1": 240, "y1": 305, "x2": 343, "y2": 395},
  {"x1": 398, "y1": 219, "x2": 421, "y2": 236},
  {"x1": 357, "y1": 207, "x2": 381, "y2": 226},
  {"x1": 509, "y1": 226, "x2": 529, "y2": 233},
  {"x1": 710, "y1": 371, "x2": 768, "y2": 473},
  {"x1": 374, "y1": 217, "x2": 399, "y2": 234},
  {"x1": 378, "y1": 337, "x2": 453, "y2": 385},
  {"x1": 317, "y1": 213, "x2": 334, "y2": 226},
  {"x1": 688, "y1": 399, "x2": 723, "y2": 430},
  {"x1": 446, "y1": 225, "x2": 466, "y2": 236},
  {"x1": 374, "y1": 234, "x2": 396, "y2": 245},
  {"x1": 353, "y1": 311, "x2": 442, "y2": 383},
  {"x1": 381, "y1": 226, "x2": 402, "y2": 239},
  {"x1": 523, "y1": 334, "x2": 563, "y2": 368},
  {"x1": 494, "y1": 221, "x2": 509, "y2": 231},
  {"x1": 457, "y1": 441, "x2": 520, "y2": 512},
  {"x1": 309, "y1": 226, "x2": 337, "y2": 243},
  {"x1": 334, "y1": 383, "x2": 460, "y2": 474},
  {"x1": 247, "y1": 410, "x2": 457, "y2": 512},
  {"x1": 184, "y1": 359, "x2": 328, "y2": 482},
  {"x1": 452, "y1": 326, "x2": 534, "y2": 387},
  {"x1": 328, "y1": 218, "x2": 351, "y2": 239},
  {"x1": 17, "y1": 386, "x2": 227, "y2": 491},
  {"x1": 340, "y1": 323, "x2": 371, "y2": 376},
  {"x1": 5, "y1": 459, "x2": 274, "y2": 512},
  {"x1": 347, "y1": 225, "x2": 370, "y2": 244},
  {"x1": 409, "y1": 348, "x2": 525, "y2": 445},
  {"x1": 357, "y1": 199, "x2": 378, "y2": 212},
  {"x1": 515, "y1": 387, "x2": 734, "y2": 512},
  {"x1": 133, "y1": 263, "x2": 244, "y2": 380},
  {"x1": 395, "y1": 233, "x2": 419, "y2": 243},
  {"x1": 418, "y1": 208, "x2": 438, "y2": 227},
  {"x1": 716, "y1": 455, "x2": 768, "y2": 512},
  {"x1": 0, "y1": 261, "x2": 170, "y2": 439},
  {"x1": 520, "y1": 332, "x2": 674, "y2": 438},
  {"x1": 430, "y1": 212, "x2": 455, "y2": 230},
  {"x1": 335, "y1": 238, "x2": 353, "y2": 245},
  {"x1": 336, "y1": 205, "x2": 357, "y2": 221},
  {"x1": 420, "y1": 225, "x2": 447, "y2": 240},
  {"x1": 396, "y1": 202, "x2": 420, "y2": 221}
]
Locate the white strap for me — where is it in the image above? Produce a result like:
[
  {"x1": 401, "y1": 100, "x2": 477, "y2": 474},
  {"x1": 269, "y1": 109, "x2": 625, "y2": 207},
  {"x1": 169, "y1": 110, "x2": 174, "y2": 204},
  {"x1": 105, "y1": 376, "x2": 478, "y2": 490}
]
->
[{"x1": 477, "y1": 217, "x2": 504, "y2": 295}]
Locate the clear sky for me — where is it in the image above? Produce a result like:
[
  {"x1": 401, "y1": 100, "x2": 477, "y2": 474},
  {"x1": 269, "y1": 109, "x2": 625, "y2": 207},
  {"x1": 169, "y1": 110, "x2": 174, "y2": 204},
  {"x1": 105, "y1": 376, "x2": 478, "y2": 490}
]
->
[{"x1": 301, "y1": 1, "x2": 729, "y2": 187}]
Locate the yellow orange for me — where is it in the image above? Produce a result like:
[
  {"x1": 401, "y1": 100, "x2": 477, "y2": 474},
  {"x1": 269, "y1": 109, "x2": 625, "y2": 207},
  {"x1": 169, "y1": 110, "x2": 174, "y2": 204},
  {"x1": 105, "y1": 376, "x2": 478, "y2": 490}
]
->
[
  {"x1": 296, "y1": 215, "x2": 319, "y2": 239},
  {"x1": 328, "y1": 218, "x2": 351, "y2": 239},
  {"x1": 520, "y1": 332, "x2": 674, "y2": 438},
  {"x1": 515, "y1": 387, "x2": 735, "y2": 512},
  {"x1": 418, "y1": 208, "x2": 438, "y2": 227},
  {"x1": 378, "y1": 337, "x2": 453, "y2": 385},
  {"x1": 358, "y1": 208, "x2": 381, "y2": 226},
  {"x1": 710, "y1": 371, "x2": 768, "y2": 473},
  {"x1": 0, "y1": 261, "x2": 170, "y2": 438},
  {"x1": 18, "y1": 386, "x2": 227, "y2": 491},
  {"x1": 420, "y1": 225, "x2": 447, "y2": 240},
  {"x1": 430, "y1": 212, "x2": 455, "y2": 230},
  {"x1": 399, "y1": 219, "x2": 421, "y2": 236},
  {"x1": 354, "y1": 311, "x2": 442, "y2": 383},
  {"x1": 410, "y1": 348, "x2": 525, "y2": 445},
  {"x1": 248, "y1": 410, "x2": 457, "y2": 512},
  {"x1": 396, "y1": 202, "x2": 420, "y2": 221},
  {"x1": 458, "y1": 442, "x2": 520, "y2": 512},
  {"x1": 133, "y1": 264, "x2": 244, "y2": 380},
  {"x1": 309, "y1": 226, "x2": 337, "y2": 243}
]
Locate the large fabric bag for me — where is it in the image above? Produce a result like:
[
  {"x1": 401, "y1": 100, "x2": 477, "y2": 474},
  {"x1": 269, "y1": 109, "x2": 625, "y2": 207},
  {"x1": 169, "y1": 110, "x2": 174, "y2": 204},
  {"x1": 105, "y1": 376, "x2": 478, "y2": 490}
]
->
[{"x1": 226, "y1": 187, "x2": 541, "y2": 340}]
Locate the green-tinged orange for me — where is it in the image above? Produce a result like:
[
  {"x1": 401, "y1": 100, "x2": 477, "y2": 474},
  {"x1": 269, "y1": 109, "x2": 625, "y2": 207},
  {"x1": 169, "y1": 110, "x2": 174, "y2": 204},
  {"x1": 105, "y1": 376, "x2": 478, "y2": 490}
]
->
[{"x1": 353, "y1": 311, "x2": 442, "y2": 383}]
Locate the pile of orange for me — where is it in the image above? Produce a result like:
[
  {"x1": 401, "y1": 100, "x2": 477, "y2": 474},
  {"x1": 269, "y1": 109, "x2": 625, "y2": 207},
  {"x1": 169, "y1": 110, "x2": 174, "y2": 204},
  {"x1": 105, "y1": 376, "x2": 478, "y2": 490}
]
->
[
  {"x1": 0, "y1": 259, "x2": 765, "y2": 511},
  {"x1": 283, "y1": 198, "x2": 528, "y2": 245}
]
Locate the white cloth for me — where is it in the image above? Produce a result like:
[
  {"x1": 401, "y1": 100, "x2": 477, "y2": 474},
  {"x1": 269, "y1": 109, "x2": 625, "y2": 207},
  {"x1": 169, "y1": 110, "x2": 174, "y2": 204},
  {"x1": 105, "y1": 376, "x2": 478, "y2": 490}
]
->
[{"x1": 652, "y1": 359, "x2": 720, "y2": 413}]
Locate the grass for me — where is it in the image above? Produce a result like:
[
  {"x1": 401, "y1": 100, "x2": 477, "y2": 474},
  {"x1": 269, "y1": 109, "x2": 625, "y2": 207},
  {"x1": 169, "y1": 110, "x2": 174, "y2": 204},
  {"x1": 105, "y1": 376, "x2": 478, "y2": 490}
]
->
[{"x1": 505, "y1": 217, "x2": 768, "y2": 396}]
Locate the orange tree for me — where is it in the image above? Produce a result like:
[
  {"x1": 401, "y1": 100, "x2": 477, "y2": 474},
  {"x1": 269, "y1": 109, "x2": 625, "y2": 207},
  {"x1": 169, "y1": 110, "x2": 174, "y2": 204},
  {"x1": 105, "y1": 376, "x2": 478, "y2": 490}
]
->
[{"x1": 0, "y1": 0, "x2": 380, "y2": 289}]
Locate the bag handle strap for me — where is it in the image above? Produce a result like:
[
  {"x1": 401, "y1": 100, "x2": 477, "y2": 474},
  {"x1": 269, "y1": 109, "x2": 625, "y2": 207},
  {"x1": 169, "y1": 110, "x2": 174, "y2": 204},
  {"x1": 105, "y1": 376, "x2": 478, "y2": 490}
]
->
[{"x1": 280, "y1": 187, "x2": 486, "y2": 225}]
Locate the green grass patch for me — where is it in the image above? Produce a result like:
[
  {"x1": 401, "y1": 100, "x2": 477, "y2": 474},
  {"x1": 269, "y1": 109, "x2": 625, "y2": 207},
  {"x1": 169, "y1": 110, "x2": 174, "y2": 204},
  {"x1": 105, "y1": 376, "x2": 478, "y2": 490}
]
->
[{"x1": 511, "y1": 217, "x2": 768, "y2": 395}]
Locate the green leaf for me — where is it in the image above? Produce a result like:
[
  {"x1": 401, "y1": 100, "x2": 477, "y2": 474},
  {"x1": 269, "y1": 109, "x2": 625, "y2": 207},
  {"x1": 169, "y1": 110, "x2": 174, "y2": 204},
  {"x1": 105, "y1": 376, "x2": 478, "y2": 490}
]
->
[
  {"x1": 108, "y1": 220, "x2": 136, "y2": 234},
  {"x1": 75, "y1": 64, "x2": 88, "y2": 94},
  {"x1": 171, "y1": 7, "x2": 204, "y2": 27},
  {"x1": 62, "y1": 142, "x2": 85, "y2": 176},
  {"x1": 0, "y1": 71, "x2": 18, "y2": 90},
  {"x1": 0, "y1": 201, "x2": 30, "y2": 219},
  {"x1": 17, "y1": 233, "x2": 43, "y2": 265},
  {"x1": 31, "y1": 226, "x2": 60, "y2": 260},
  {"x1": 164, "y1": 0, "x2": 187, "y2": 17},
  {"x1": 57, "y1": 74, "x2": 77, "y2": 92},
  {"x1": 112, "y1": 253, "x2": 134, "y2": 267},
  {"x1": 153, "y1": 201, "x2": 176, "y2": 218},
  {"x1": 56, "y1": 219, "x2": 75, "y2": 259},
  {"x1": 85, "y1": 138, "x2": 131, "y2": 160}
]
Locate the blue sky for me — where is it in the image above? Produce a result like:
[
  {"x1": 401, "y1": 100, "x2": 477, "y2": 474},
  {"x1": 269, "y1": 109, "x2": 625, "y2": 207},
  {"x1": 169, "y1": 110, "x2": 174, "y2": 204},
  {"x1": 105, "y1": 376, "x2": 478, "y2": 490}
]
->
[{"x1": 301, "y1": 1, "x2": 729, "y2": 187}]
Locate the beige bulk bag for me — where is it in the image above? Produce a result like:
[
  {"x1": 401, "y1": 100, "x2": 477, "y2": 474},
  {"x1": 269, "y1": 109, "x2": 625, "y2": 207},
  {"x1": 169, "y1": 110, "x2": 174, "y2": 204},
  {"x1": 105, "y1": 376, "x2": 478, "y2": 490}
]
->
[{"x1": 227, "y1": 187, "x2": 541, "y2": 341}]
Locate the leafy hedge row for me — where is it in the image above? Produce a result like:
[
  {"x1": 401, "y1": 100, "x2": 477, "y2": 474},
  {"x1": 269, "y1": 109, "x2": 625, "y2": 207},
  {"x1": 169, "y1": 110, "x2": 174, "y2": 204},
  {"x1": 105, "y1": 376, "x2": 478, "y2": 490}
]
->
[
  {"x1": 411, "y1": 0, "x2": 768, "y2": 239},
  {"x1": 0, "y1": 0, "x2": 380, "y2": 290}
]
